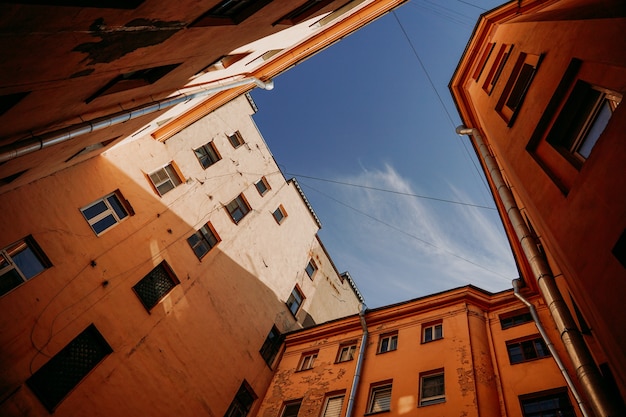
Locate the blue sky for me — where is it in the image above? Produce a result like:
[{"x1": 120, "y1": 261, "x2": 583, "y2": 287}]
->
[{"x1": 251, "y1": 0, "x2": 518, "y2": 308}]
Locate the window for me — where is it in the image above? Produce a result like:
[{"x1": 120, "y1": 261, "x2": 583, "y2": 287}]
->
[
  {"x1": 378, "y1": 333, "x2": 397, "y2": 353},
  {"x1": 286, "y1": 286, "x2": 304, "y2": 316},
  {"x1": 0, "y1": 91, "x2": 29, "y2": 116},
  {"x1": 132, "y1": 262, "x2": 179, "y2": 311},
  {"x1": 473, "y1": 42, "x2": 495, "y2": 81},
  {"x1": 197, "y1": 53, "x2": 249, "y2": 74},
  {"x1": 228, "y1": 131, "x2": 245, "y2": 148},
  {"x1": 65, "y1": 137, "x2": 119, "y2": 162},
  {"x1": 506, "y1": 336, "x2": 550, "y2": 364},
  {"x1": 259, "y1": 326, "x2": 282, "y2": 366},
  {"x1": 419, "y1": 371, "x2": 445, "y2": 406},
  {"x1": 187, "y1": 223, "x2": 220, "y2": 260},
  {"x1": 519, "y1": 389, "x2": 574, "y2": 417},
  {"x1": 422, "y1": 322, "x2": 443, "y2": 343},
  {"x1": 322, "y1": 394, "x2": 345, "y2": 417},
  {"x1": 226, "y1": 193, "x2": 251, "y2": 224},
  {"x1": 194, "y1": 142, "x2": 221, "y2": 169},
  {"x1": 273, "y1": 205, "x2": 287, "y2": 224},
  {"x1": 281, "y1": 400, "x2": 302, "y2": 417},
  {"x1": 191, "y1": 0, "x2": 273, "y2": 26},
  {"x1": 305, "y1": 259, "x2": 317, "y2": 279},
  {"x1": 255, "y1": 177, "x2": 270, "y2": 196},
  {"x1": 86, "y1": 64, "x2": 180, "y2": 103},
  {"x1": 274, "y1": 0, "x2": 333, "y2": 25},
  {"x1": 497, "y1": 53, "x2": 541, "y2": 124},
  {"x1": 336, "y1": 343, "x2": 357, "y2": 363},
  {"x1": 148, "y1": 163, "x2": 183, "y2": 196},
  {"x1": 297, "y1": 351, "x2": 318, "y2": 371},
  {"x1": 500, "y1": 309, "x2": 533, "y2": 329},
  {"x1": 224, "y1": 381, "x2": 256, "y2": 417},
  {"x1": 0, "y1": 236, "x2": 51, "y2": 297},
  {"x1": 81, "y1": 190, "x2": 131, "y2": 235},
  {"x1": 26, "y1": 324, "x2": 112, "y2": 412},
  {"x1": 547, "y1": 81, "x2": 621, "y2": 167},
  {"x1": 483, "y1": 44, "x2": 512, "y2": 94},
  {"x1": 367, "y1": 383, "x2": 392, "y2": 413}
]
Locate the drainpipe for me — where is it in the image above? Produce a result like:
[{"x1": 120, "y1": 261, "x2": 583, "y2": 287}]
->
[
  {"x1": 512, "y1": 279, "x2": 590, "y2": 417},
  {"x1": 0, "y1": 77, "x2": 274, "y2": 163},
  {"x1": 456, "y1": 126, "x2": 621, "y2": 417},
  {"x1": 345, "y1": 304, "x2": 368, "y2": 417}
]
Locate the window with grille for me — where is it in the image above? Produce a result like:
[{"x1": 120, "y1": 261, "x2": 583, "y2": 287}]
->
[
  {"x1": 226, "y1": 194, "x2": 251, "y2": 224},
  {"x1": 272, "y1": 205, "x2": 287, "y2": 224},
  {"x1": 190, "y1": 0, "x2": 273, "y2": 26},
  {"x1": 286, "y1": 286, "x2": 304, "y2": 316},
  {"x1": 187, "y1": 223, "x2": 220, "y2": 260},
  {"x1": 519, "y1": 388, "x2": 574, "y2": 417},
  {"x1": 305, "y1": 259, "x2": 317, "y2": 279},
  {"x1": 336, "y1": 343, "x2": 356, "y2": 363},
  {"x1": 0, "y1": 236, "x2": 51, "y2": 297},
  {"x1": 224, "y1": 381, "x2": 256, "y2": 417},
  {"x1": 506, "y1": 336, "x2": 550, "y2": 364},
  {"x1": 149, "y1": 163, "x2": 183, "y2": 196},
  {"x1": 422, "y1": 322, "x2": 443, "y2": 343},
  {"x1": 378, "y1": 333, "x2": 397, "y2": 353},
  {"x1": 194, "y1": 142, "x2": 221, "y2": 169},
  {"x1": 81, "y1": 190, "x2": 131, "y2": 235},
  {"x1": 26, "y1": 324, "x2": 112, "y2": 412},
  {"x1": 259, "y1": 326, "x2": 282, "y2": 366},
  {"x1": 255, "y1": 177, "x2": 270, "y2": 196},
  {"x1": 367, "y1": 383, "x2": 392, "y2": 413},
  {"x1": 132, "y1": 262, "x2": 179, "y2": 311},
  {"x1": 419, "y1": 371, "x2": 445, "y2": 406},
  {"x1": 322, "y1": 395, "x2": 345, "y2": 417}
]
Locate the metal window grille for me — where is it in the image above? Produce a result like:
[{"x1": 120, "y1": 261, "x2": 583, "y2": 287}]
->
[{"x1": 133, "y1": 262, "x2": 178, "y2": 310}]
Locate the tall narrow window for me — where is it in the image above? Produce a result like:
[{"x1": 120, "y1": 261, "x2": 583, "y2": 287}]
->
[
  {"x1": 194, "y1": 142, "x2": 221, "y2": 169},
  {"x1": 419, "y1": 370, "x2": 445, "y2": 406},
  {"x1": 367, "y1": 383, "x2": 392, "y2": 413},
  {"x1": 422, "y1": 322, "x2": 443, "y2": 343},
  {"x1": 226, "y1": 193, "x2": 251, "y2": 224},
  {"x1": 305, "y1": 259, "x2": 317, "y2": 279},
  {"x1": 148, "y1": 163, "x2": 183, "y2": 196},
  {"x1": 286, "y1": 286, "x2": 304, "y2": 316},
  {"x1": 497, "y1": 53, "x2": 541, "y2": 124},
  {"x1": 473, "y1": 43, "x2": 495, "y2": 81},
  {"x1": 378, "y1": 332, "x2": 398, "y2": 353},
  {"x1": 0, "y1": 236, "x2": 51, "y2": 296},
  {"x1": 187, "y1": 222, "x2": 220, "y2": 260},
  {"x1": 224, "y1": 381, "x2": 257, "y2": 417},
  {"x1": 132, "y1": 262, "x2": 179, "y2": 311},
  {"x1": 322, "y1": 394, "x2": 345, "y2": 417},
  {"x1": 81, "y1": 190, "x2": 131, "y2": 235},
  {"x1": 483, "y1": 44, "x2": 512, "y2": 94},
  {"x1": 259, "y1": 326, "x2": 282, "y2": 366},
  {"x1": 26, "y1": 324, "x2": 112, "y2": 412}
]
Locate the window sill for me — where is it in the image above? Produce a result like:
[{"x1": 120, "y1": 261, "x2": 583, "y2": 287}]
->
[
  {"x1": 376, "y1": 349, "x2": 397, "y2": 355},
  {"x1": 418, "y1": 398, "x2": 446, "y2": 407},
  {"x1": 421, "y1": 337, "x2": 443, "y2": 345}
]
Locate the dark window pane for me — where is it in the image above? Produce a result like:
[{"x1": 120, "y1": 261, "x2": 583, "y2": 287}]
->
[
  {"x1": 0, "y1": 268, "x2": 24, "y2": 296},
  {"x1": 107, "y1": 194, "x2": 128, "y2": 220},
  {"x1": 92, "y1": 214, "x2": 118, "y2": 235},
  {"x1": 133, "y1": 263, "x2": 178, "y2": 310},
  {"x1": 82, "y1": 200, "x2": 108, "y2": 220}
]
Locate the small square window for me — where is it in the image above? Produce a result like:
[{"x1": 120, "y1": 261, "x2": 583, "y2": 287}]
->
[
  {"x1": 0, "y1": 236, "x2": 51, "y2": 297},
  {"x1": 26, "y1": 324, "x2": 112, "y2": 412},
  {"x1": 305, "y1": 259, "x2": 317, "y2": 279},
  {"x1": 224, "y1": 381, "x2": 257, "y2": 417},
  {"x1": 228, "y1": 131, "x2": 245, "y2": 148},
  {"x1": 367, "y1": 383, "x2": 392, "y2": 413},
  {"x1": 259, "y1": 326, "x2": 282, "y2": 367},
  {"x1": 226, "y1": 193, "x2": 251, "y2": 224},
  {"x1": 336, "y1": 343, "x2": 357, "y2": 363},
  {"x1": 190, "y1": 0, "x2": 273, "y2": 26},
  {"x1": 506, "y1": 336, "x2": 551, "y2": 364},
  {"x1": 419, "y1": 371, "x2": 445, "y2": 406},
  {"x1": 378, "y1": 333, "x2": 398, "y2": 353},
  {"x1": 132, "y1": 262, "x2": 179, "y2": 311},
  {"x1": 194, "y1": 142, "x2": 221, "y2": 169},
  {"x1": 281, "y1": 400, "x2": 302, "y2": 417},
  {"x1": 297, "y1": 351, "x2": 318, "y2": 371},
  {"x1": 149, "y1": 163, "x2": 183, "y2": 196},
  {"x1": 422, "y1": 322, "x2": 443, "y2": 343},
  {"x1": 273, "y1": 205, "x2": 287, "y2": 224},
  {"x1": 286, "y1": 286, "x2": 304, "y2": 316},
  {"x1": 255, "y1": 177, "x2": 270, "y2": 196},
  {"x1": 187, "y1": 222, "x2": 220, "y2": 260},
  {"x1": 81, "y1": 190, "x2": 131, "y2": 235}
]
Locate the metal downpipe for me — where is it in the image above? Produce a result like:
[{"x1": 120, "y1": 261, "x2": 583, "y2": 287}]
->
[
  {"x1": 345, "y1": 304, "x2": 368, "y2": 417},
  {"x1": 456, "y1": 126, "x2": 621, "y2": 417},
  {"x1": 0, "y1": 77, "x2": 274, "y2": 163}
]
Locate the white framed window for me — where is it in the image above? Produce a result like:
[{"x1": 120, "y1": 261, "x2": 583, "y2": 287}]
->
[
  {"x1": 272, "y1": 205, "x2": 287, "y2": 224},
  {"x1": 321, "y1": 395, "x2": 345, "y2": 417},
  {"x1": 336, "y1": 343, "x2": 356, "y2": 363},
  {"x1": 286, "y1": 286, "x2": 304, "y2": 316},
  {"x1": 0, "y1": 236, "x2": 51, "y2": 296},
  {"x1": 228, "y1": 131, "x2": 245, "y2": 148},
  {"x1": 81, "y1": 191, "x2": 130, "y2": 235},
  {"x1": 255, "y1": 177, "x2": 270, "y2": 196},
  {"x1": 419, "y1": 371, "x2": 445, "y2": 406},
  {"x1": 378, "y1": 333, "x2": 397, "y2": 353},
  {"x1": 367, "y1": 383, "x2": 392, "y2": 413},
  {"x1": 305, "y1": 259, "x2": 317, "y2": 279},
  {"x1": 194, "y1": 142, "x2": 221, "y2": 169},
  {"x1": 226, "y1": 193, "x2": 251, "y2": 224},
  {"x1": 422, "y1": 322, "x2": 443, "y2": 343},
  {"x1": 149, "y1": 163, "x2": 182, "y2": 196},
  {"x1": 187, "y1": 222, "x2": 220, "y2": 260},
  {"x1": 298, "y1": 351, "x2": 318, "y2": 371}
]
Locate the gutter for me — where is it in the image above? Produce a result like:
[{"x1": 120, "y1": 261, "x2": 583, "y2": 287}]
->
[
  {"x1": 456, "y1": 126, "x2": 621, "y2": 417},
  {"x1": 345, "y1": 304, "x2": 368, "y2": 417},
  {"x1": 0, "y1": 77, "x2": 274, "y2": 163}
]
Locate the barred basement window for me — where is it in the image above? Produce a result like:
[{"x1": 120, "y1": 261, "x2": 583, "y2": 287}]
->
[
  {"x1": 26, "y1": 324, "x2": 112, "y2": 412},
  {"x1": 132, "y1": 262, "x2": 179, "y2": 311}
]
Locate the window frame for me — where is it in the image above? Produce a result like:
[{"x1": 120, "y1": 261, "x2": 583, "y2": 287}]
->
[
  {"x1": 419, "y1": 370, "x2": 445, "y2": 406},
  {"x1": 473, "y1": 42, "x2": 495, "y2": 81},
  {"x1": 500, "y1": 308, "x2": 533, "y2": 330},
  {"x1": 422, "y1": 321, "x2": 443, "y2": 343},
  {"x1": 194, "y1": 141, "x2": 222, "y2": 169},
  {"x1": 255, "y1": 177, "x2": 270, "y2": 196},
  {"x1": 80, "y1": 190, "x2": 131, "y2": 236},
  {"x1": 366, "y1": 382, "x2": 392, "y2": 414},
  {"x1": 0, "y1": 235, "x2": 52, "y2": 297},
  {"x1": 226, "y1": 193, "x2": 251, "y2": 224},
  {"x1": 506, "y1": 335, "x2": 551, "y2": 364},
  {"x1": 281, "y1": 400, "x2": 302, "y2": 417},
  {"x1": 132, "y1": 261, "x2": 180, "y2": 311},
  {"x1": 259, "y1": 326, "x2": 283, "y2": 367},
  {"x1": 496, "y1": 52, "x2": 542, "y2": 125},
  {"x1": 148, "y1": 162, "x2": 183, "y2": 197},
  {"x1": 224, "y1": 381, "x2": 257, "y2": 417},
  {"x1": 482, "y1": 44, "x2": 512, "y2": 94},
  {"x1": 286, "y1": 286, "x2": 305, "y2": 316},
  {"x1": 321, "y1": 394, "x2": 345, "y2": 417},
  {"x1": 272, "y1": 205, "x2": 288, "y2": 224},
  {"x1": 273, "y1": 0, "x2": 333, "y2": 25},
  {"x1": 336, "y1": 343, "x2": 357, "y2": 363},
  {"x1": 519, "y1": 388, "x2": 574, "y2": 417},
  {"x1": 377, "y1": 332, "x2": 398, "y2": 354},
  {"x1": 297, "y1": 351, "x2": 318, "y2": 371},
  {"x1": 305, "y1": 259, "x2": 317, "y2": 279},
  {"x1": 190, "y1": 0, "x2": 274, "y2": 26},
  {"x1": 187, "y1": 222, "x2": 220, "y2": 260},
  {"x1": 228, "y1": 131, "x2": 245, "y2": 148}
]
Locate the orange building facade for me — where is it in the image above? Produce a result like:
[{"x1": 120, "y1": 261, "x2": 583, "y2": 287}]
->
[
  {"x1": 450, "y1": 0, "x2": 626, "y2": 416},
  {"x1": 255, "y1": 286, "x2": 585, "y2": 417}
]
